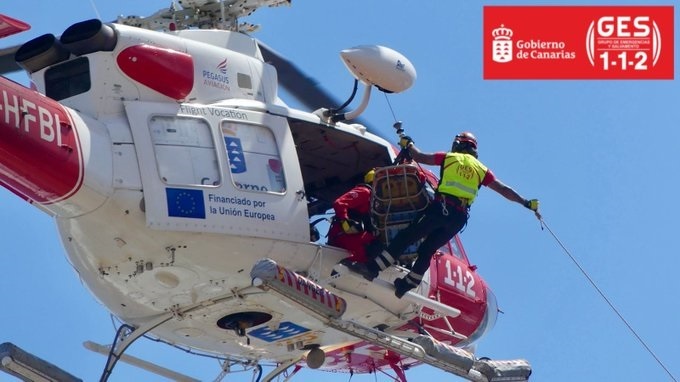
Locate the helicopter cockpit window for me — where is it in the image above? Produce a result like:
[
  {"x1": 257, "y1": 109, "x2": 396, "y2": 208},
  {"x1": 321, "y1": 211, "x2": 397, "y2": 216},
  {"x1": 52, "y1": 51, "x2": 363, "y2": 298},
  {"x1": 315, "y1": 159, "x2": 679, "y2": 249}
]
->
[
  {"x1": 449, "y1": 238, "x2": 464, "y2": 259},
  {"x1": 221, "y1": 122, "x2": 286, "y2": 194},
  {"x1": 44, "y1": 57, "x2": 91, "y2": 101},
  {"x1": 148, "y1": 115, "x2": 221, "y2": 186}
]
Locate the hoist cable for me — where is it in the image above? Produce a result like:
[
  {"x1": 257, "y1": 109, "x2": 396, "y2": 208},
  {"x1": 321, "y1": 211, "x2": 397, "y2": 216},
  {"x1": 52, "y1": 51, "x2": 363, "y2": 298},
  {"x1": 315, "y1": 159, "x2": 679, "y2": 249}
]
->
[
  {"x1": 383, "y1": 92, "x2": 399, "y2": 124},
  {"x1": 538, "y1": 216, "x2": 677, "y2": 382}
]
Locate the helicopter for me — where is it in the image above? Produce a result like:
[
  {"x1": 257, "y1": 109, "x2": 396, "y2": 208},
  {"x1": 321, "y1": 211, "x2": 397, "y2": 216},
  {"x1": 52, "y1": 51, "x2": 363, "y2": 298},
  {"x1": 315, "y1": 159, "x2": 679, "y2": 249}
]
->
[{"x1": 0, "y1": 2, "x2": 533, "y2": 381}]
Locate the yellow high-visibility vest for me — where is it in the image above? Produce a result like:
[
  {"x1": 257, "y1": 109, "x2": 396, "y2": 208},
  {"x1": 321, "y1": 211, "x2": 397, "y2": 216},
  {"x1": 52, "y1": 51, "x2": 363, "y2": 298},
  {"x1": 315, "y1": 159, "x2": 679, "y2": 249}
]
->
[{"x1": 438, "y1": 152, "x2": 488, "y2": 203}]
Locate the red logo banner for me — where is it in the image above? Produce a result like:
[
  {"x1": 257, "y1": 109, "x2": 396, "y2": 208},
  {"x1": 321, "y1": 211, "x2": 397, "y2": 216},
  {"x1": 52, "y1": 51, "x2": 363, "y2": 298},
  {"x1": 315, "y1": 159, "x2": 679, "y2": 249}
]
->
[{"x1": 483, "y1": 6, "x2": 674, "y2": 79}]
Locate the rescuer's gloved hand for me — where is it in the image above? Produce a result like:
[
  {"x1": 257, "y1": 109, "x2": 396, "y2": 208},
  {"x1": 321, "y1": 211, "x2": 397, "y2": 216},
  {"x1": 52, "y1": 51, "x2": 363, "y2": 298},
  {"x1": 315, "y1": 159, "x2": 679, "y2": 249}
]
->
[
  {"x1": 399, "y1": 136, "x2": 413, "y2": 149},
  {"x1": 524, "y1": 199, "x2": 539, "y2": 212},
  {"x1": 341, "y1": 219, "x2": 362, "y2": 234}
]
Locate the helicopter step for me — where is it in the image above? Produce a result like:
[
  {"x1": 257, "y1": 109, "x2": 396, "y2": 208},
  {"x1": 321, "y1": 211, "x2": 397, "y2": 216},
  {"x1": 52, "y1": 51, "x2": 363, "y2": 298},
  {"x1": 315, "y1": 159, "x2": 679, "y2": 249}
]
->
[
  {"x1": 331, "y1": 262, "x2": 463, "y2": 319},
  {"x1": 250, "y1": 259, "x2": 531, "y2": 382}
]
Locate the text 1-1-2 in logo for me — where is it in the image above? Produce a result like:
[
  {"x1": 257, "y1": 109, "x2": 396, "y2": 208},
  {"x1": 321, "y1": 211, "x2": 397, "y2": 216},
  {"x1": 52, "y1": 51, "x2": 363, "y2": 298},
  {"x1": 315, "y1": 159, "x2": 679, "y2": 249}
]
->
[{"x1": 586, "y1": 16, "x2": 661, "y2": 72}]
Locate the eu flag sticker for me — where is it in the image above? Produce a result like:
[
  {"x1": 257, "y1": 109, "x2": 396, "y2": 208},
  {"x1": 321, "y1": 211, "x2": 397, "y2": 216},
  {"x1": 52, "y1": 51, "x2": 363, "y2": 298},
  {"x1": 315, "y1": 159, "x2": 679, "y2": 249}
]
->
[
  {"x1": 166, "y1": 188, "x2": 206, "y2": 219},
  {"x1": 248, "y1": 321, "x2": 309, "y2": 342}
]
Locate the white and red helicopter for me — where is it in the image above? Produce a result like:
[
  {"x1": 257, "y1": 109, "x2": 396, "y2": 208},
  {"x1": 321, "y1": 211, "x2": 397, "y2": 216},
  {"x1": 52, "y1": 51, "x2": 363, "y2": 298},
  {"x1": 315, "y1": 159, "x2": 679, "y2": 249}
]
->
[{"x1": 0, "y1": 2, "x2": 531, "y2": 381}]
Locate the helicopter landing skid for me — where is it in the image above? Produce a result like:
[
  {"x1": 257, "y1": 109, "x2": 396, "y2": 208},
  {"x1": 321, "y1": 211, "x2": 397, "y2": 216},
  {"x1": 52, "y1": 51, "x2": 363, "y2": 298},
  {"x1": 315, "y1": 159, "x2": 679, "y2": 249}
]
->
[
  {"x1": 97, "y1": 314, "x2": 175, "y2": 382},
  {"x1": 251, "y1": 259, "x2": 532, "y2": 382},
  {"x1": 90, "y1": 288, "x2": 264, "y2": 382}
]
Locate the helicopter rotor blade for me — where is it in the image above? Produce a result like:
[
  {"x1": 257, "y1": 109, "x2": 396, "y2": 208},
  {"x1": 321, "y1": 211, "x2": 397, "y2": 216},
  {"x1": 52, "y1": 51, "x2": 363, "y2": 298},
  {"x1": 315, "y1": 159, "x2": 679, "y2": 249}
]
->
[
  {"x1": 257, "y1": 40, "x2": 339, "y2": 111},
  {"x1": 257, "y1": 40, "x2": 387, "y2": 139},
  {"x1": 0, "y1": 14, "x2": 30, "y2": 39},
  {"x1": 0, "y1": 44, "x2": 20, "y2": 75},
  {"x1": 0, "y1": 13, "x2": 29, "y2": 75}
]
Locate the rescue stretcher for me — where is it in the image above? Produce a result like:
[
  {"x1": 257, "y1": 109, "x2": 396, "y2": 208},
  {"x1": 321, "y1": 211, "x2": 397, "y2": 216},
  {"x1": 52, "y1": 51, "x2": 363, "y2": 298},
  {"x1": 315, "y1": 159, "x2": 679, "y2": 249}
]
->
[{"x1": 370, "y1": 163, "x2": 431, "y2": 262}]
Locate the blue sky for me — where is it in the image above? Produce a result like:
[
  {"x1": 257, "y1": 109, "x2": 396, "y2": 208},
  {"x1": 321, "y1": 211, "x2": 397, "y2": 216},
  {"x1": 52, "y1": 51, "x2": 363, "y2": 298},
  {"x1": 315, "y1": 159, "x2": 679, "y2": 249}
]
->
[{"x1": 1, "y1": 1, "x2": 679, "y2": 381}]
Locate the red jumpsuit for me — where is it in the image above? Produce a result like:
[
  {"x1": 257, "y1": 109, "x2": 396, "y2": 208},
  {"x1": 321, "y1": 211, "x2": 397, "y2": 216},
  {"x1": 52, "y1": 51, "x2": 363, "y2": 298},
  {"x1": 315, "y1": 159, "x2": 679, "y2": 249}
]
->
[{"x1": 327, "y1": 184, "x2": 376, "y2": 263}]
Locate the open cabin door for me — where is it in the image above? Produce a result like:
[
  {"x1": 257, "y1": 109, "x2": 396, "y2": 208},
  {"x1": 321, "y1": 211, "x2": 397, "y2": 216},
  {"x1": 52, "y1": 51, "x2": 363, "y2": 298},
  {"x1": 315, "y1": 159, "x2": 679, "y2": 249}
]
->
[{"x1": 125, "y1": 101, "x2": 309, "y2": 242}]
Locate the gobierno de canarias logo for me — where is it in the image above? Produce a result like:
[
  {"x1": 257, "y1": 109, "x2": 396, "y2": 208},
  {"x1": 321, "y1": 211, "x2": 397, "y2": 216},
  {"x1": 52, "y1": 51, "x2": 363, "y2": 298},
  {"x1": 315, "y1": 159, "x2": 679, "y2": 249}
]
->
[{"x1": 483, "y1": 6, "x2": 674, "y2": 79}]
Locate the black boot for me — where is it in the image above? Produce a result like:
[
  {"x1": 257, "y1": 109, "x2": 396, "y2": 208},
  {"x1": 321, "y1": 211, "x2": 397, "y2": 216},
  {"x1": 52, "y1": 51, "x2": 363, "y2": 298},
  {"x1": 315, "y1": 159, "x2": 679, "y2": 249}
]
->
[
  {"x1": 365, "y1": 239, "x2": 384, "y2": 260},
  {"x1": 345, "y1": 260, "x2": 379, "y2": 281},
  {"x1": 394, "y1": 277, "x2": 414, "y2": 298}
]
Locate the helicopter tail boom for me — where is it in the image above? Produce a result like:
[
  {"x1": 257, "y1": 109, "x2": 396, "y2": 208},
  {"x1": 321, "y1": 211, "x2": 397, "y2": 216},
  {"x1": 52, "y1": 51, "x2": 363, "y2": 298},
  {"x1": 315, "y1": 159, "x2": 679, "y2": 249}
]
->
[{"x1": 0, "y1": 75, "x2": 83, "y2": 206}]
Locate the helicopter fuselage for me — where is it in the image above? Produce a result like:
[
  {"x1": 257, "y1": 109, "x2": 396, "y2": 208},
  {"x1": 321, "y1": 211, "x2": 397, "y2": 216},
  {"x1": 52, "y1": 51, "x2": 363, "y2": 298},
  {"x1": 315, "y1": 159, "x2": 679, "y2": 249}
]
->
[{"x1": 0, "y1": 19, "x2": 497, "y2": 374}]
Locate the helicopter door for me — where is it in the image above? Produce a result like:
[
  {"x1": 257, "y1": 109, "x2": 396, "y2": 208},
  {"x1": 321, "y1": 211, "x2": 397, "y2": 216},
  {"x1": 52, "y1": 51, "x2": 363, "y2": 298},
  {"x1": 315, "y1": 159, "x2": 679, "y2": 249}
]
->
[{"x1": 124, "y1": 101, "x2": 309, "y2": 243}]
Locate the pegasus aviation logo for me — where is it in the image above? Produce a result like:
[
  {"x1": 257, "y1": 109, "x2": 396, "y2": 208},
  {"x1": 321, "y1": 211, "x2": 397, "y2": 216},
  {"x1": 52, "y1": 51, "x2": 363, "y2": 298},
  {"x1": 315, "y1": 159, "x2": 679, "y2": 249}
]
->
[
  {"x1": 202, "y1": 58, "x2": 230, "y2": 91},
  {"x1": 492, "y1": 24, "x2": 514, "y2": 63}
]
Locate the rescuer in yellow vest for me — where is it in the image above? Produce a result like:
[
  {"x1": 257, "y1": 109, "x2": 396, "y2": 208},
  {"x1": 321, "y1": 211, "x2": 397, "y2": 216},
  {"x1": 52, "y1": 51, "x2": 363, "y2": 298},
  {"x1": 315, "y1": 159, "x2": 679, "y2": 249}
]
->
[{"x1": 347, "y1": 132, "x2": 540, "y2": 298}]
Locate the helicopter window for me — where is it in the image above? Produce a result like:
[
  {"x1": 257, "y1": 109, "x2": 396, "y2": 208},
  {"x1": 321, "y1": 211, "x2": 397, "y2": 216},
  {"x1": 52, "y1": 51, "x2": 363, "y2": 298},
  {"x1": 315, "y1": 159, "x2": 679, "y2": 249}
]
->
[
  {"x1": 148, "y1": 115, "x2": 221, "y2": 186},
  {"x1": 451, "y1": 240, "x2": 462, "y2": 258},
  {"x1": 44, "y1": 57, "x2": 91, "y2": 101},
  {"x1": 446, "y1": 237, "x2": 465, "y2": 259},
  {"x1": 237, "y1": 73, "x2": 252, "y2": 89},
  {"x1": 221, "y1": 122, "x2": 285, "y2": 194}
]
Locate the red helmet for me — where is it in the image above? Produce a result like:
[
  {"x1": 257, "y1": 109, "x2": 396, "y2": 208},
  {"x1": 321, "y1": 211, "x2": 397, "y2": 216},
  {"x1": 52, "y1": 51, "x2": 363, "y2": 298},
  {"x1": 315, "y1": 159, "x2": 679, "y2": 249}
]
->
[{"x1": 454, "y1": 131, "x2": 478, "y2": 149}]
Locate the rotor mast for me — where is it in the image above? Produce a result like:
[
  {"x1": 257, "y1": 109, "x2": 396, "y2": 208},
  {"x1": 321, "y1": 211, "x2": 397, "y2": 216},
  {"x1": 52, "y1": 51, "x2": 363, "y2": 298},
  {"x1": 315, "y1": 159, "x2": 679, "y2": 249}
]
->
[{"x1": 116, "y1": 0, "x2": 291, "y2": 32}]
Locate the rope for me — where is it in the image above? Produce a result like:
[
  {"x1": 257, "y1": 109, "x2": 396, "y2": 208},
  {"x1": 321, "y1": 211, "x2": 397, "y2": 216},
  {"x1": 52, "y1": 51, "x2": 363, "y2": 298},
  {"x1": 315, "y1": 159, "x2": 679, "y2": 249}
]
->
[{"x1": 538, "y1": 216, "x2": 677, "y2": 382}]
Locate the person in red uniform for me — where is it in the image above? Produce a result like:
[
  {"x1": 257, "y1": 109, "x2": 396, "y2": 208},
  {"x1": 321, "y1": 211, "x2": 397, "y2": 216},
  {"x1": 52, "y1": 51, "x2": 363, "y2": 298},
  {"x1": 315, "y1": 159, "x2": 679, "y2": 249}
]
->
[
  {"x1": 327, "y1": 170, "x2": 378, "y2": 263},
  {"x1": 348, "y1": 132, "x2": 540, "y2": 298}
]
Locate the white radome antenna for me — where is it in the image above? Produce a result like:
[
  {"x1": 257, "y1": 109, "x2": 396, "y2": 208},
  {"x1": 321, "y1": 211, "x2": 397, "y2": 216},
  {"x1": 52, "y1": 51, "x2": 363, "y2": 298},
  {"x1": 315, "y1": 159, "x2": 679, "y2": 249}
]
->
[
  {"x1": 340, "y1": 45, "x2": 416, "y2": 93},
  {"x1": 328, "y1": 45, "x2": 416, "y2": 122}
]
